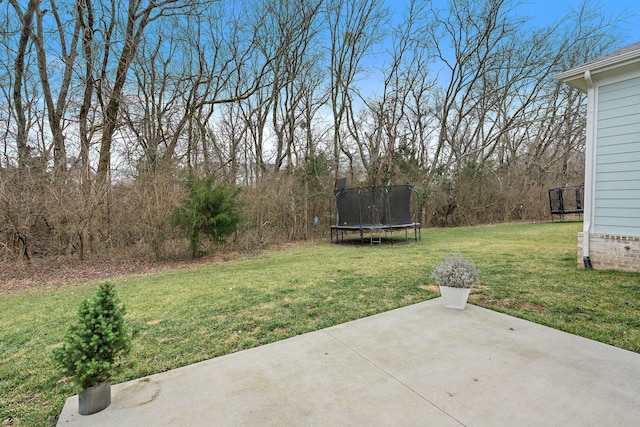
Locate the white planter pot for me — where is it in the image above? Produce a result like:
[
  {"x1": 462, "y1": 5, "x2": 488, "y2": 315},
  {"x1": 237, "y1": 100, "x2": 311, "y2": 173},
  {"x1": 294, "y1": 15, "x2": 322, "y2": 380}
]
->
[{"x1": 439, "y1": 286, "x2": 471, "y2": 310}]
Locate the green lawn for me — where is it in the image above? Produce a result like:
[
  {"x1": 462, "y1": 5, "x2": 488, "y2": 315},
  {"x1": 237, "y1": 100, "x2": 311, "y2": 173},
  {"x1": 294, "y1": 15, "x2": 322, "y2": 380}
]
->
[{"x1": 1, "y1": 222, "x2": 639, "y2": 425}]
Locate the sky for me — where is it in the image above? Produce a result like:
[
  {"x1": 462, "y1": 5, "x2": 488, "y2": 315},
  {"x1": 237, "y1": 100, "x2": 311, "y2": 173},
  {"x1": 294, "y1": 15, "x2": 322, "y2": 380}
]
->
[
  {"x1": 498, "y1": 0, "x2": 640, "y2": 46},
  {"x1": 357, "y1": 0, "x2": 640, "y2": 98},
  {"x1": 385, "y1": 0, "x2": 640, "y2": 47}
]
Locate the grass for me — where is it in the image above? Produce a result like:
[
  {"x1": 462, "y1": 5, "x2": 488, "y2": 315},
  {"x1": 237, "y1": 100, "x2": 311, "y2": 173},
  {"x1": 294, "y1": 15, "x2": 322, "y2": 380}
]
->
[{"x1": 1, "y1": 221, "x2": 639, "y2": 425}]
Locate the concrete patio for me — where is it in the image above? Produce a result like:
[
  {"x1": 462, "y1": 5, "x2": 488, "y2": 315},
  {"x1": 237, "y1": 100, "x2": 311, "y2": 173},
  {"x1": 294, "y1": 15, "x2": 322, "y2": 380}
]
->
[{"x1": 57, "y1": 298, "x2": 640, "y2": 426}]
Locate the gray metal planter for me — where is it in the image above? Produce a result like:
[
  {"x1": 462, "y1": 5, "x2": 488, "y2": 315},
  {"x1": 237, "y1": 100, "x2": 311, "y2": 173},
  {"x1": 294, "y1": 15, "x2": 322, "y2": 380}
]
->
[{"x1": 78, "y1": 382, "x2": 111, "y2": 415}]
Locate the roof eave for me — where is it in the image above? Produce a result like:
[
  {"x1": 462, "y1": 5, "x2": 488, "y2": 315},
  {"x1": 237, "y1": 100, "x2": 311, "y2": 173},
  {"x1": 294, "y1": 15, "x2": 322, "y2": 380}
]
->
[
  {"x1": 556, "y1": 73, "x2": 589, "y2": 92},
  {"x1": 557, "y1": 51, "x2": 640, "y2": 92}
]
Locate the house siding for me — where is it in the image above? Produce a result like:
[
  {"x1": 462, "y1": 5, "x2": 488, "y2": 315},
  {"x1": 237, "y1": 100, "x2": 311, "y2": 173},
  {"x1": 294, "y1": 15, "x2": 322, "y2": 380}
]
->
[{"x1": 594, "y1": 76, "x2": 640, "y2": 236}]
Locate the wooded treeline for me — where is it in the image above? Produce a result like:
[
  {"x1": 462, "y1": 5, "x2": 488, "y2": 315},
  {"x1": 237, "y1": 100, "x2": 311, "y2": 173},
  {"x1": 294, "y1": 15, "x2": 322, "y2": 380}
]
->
[{"x1": 0, "y1": 0, "x2": 623, "y2": 260}]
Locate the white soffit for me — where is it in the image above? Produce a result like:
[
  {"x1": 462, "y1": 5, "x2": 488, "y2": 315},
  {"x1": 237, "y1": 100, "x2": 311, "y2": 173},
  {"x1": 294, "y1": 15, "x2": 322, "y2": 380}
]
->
[{"x1": 557, "y1": 41, "x2": 640, "y2": 92}]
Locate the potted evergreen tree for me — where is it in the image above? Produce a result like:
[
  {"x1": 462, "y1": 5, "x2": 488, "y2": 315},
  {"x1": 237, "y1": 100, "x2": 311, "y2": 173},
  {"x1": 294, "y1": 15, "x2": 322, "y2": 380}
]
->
[
  {"x1": 431, "y1": 253, "x2": 479, "y2": 310},
  {"x1": 53, "y1": 281, "x2": 131, "y2": 415}
]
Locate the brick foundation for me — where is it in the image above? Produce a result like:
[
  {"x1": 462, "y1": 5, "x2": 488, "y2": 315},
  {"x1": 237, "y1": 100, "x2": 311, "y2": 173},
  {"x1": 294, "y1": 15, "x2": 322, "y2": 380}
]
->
[{"x1": 578, "y1": 232, "x2": 640, "y2": 271}]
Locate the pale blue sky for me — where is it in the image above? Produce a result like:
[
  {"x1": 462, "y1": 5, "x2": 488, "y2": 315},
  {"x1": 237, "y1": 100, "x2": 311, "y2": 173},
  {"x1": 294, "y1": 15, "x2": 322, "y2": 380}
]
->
[
  {"x1": 384, "y1": 0, "x2": 639, "y2": 47},
  {"x1": 357, "y1": 0, "x2": 640, "y2": 98},
  {"x1": 517, "y1": 0, "x2": 640, "y2": 46}
]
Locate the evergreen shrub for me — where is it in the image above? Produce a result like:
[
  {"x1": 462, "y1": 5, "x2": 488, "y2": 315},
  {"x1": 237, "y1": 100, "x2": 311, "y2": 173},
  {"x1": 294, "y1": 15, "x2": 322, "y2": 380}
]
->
[{"x1": 53, "y1": 282, "x2": 131, "y2": 390}]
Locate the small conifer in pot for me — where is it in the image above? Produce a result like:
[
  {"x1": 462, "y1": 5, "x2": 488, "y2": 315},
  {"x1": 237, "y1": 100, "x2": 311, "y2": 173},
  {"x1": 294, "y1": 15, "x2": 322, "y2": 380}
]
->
[{"x1": 53, "y1": 281, "x2": 131, "y2": 414}]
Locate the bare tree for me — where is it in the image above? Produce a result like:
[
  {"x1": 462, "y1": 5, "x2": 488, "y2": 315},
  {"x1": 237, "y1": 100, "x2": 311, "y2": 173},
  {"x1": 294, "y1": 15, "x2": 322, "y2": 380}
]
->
[
  {"x1": 28, "y1": 0, "x2": 81, "y2": 179},
  {"x1": 426, "y1": 0, "x2": 522, "y2": 175},
  {"x1": 263, "y1": 0, "x2": 323, "y2": 173},
  {"x1": 351, "y1": 0, "x2": 435, "y2": 186},
  {"x1": 94, "y1": 1, "x2": 195, "y2": 188},
  {"x1": 8, "y1": 0, "x2": 38, "y2": 170},
  {"x1": 325, "y1": 0, "x2": 389, "y2": 184}
]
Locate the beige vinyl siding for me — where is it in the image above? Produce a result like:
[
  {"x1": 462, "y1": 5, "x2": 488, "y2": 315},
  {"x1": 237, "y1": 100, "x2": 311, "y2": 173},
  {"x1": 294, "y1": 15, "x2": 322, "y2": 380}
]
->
[{"x1": 594, "y1": 76, "x2": 640, "y2": 236}]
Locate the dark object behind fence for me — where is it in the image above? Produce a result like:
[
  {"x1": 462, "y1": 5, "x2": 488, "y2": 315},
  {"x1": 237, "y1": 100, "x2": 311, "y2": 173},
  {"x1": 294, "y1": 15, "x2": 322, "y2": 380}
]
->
[
  {"x1": 331, "y1": 184, "x2": 421, "y2": 244},
  {"x1": 548, "y1": 186, "x2": 584, "y2": 221}
]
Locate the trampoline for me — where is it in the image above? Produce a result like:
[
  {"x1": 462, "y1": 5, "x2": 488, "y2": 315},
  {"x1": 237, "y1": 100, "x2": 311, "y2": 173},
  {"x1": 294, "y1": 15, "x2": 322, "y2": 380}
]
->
[
  {"x1": 331, "y1": 184, "x2": 421, "y2": 245},
  {"x1": 548, "y1": 186, "x2": 584, "y2": 221}
]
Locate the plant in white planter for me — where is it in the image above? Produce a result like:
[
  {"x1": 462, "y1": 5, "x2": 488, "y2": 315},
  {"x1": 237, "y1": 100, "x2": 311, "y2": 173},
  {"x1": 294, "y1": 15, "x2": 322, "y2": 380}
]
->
[
  {"x1": 431, "y1": 253, "x2": 478, "y2": 310},
  {"x1": 53, "y1": 281, "x2": 131, "y2": 415}
]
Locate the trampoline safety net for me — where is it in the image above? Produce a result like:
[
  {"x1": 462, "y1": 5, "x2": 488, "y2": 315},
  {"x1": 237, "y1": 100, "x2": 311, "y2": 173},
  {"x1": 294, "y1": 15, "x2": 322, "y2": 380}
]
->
[
  {"x1": 548, "y1": 186, "x2": 584, "y2": 221},
  {"x1": 331, "y1": 184, "x2": 421, "y2": 244}
]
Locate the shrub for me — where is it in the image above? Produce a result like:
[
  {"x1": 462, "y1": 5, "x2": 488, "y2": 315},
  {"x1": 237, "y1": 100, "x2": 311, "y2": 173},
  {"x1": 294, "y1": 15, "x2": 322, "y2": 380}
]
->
[
  {"x1": 53, "y1": 282, "x2": 131, "y2": 391},
  {"x1": 170, "y1": 175, "x2": 243, "y2": 258},
  {"x1": 431, "y1": 253, "x2": 478, "y2": 288}
]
